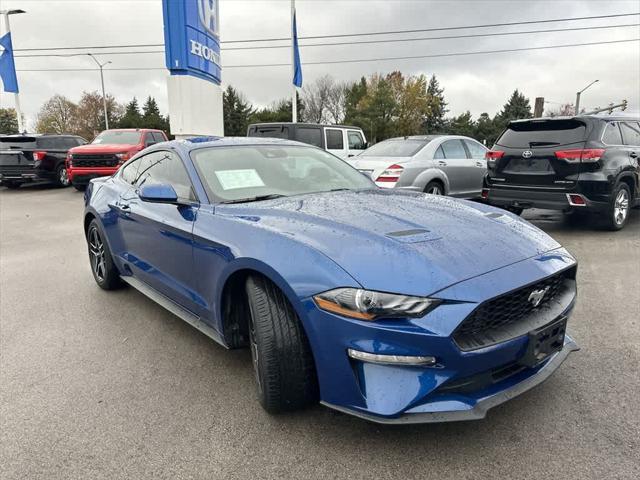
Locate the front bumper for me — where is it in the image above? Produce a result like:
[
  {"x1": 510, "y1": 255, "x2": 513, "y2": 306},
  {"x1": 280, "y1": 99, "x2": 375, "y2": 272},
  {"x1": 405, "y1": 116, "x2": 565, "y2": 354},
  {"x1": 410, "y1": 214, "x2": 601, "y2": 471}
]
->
[
  {"x1": 69, "y1": 168, "x2": 117, "y2": 185},
  {"x1": 302, "y1": 249, "x2": 579, "y2": 423},
  {"x1": 323, "y1": 335, "x2": 579, "y2": 423}
]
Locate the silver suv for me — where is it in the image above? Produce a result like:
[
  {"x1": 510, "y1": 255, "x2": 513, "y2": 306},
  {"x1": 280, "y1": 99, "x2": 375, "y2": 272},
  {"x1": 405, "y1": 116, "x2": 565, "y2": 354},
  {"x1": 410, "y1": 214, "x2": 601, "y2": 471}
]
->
[{"x1": 350, "y1": 135, "x2": 488, "y2": 198}]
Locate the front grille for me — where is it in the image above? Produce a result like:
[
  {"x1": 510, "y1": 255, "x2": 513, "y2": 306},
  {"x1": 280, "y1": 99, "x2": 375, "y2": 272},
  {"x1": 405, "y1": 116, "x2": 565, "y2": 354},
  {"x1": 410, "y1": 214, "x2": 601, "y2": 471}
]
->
[
  {"x1": 453, "y1": 267, "x2": 575, "y2": 351},
  {"x1": 71, "y1": 154, "x2": 119, "y2": 168},
  {"x1": 438, "y1": 362, "x2": 527, "y2": 395}
]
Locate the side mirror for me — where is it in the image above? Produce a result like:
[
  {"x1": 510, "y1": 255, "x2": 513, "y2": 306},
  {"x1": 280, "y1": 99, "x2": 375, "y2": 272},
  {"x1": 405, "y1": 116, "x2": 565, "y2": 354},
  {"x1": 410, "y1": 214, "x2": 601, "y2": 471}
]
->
[{"x1": 138, "y1": 184, "x2": 178, "y2": 204}]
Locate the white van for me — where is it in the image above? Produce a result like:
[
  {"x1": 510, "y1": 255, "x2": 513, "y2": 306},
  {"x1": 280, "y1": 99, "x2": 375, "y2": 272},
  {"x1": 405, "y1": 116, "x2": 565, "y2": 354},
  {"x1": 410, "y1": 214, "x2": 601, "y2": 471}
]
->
[{"x1": 247, "y1": 123, "x2": 367, "y2": 160}]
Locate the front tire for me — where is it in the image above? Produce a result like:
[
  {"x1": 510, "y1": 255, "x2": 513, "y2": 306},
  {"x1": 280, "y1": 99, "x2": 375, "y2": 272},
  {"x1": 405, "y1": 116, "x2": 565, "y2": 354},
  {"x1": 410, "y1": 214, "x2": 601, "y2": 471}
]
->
[
  {"x1": 604, "y1": 183, "x2": 631, "y2": 231},
  {"x1": 245, "y1": 275, "x2": 318, "y2": 413},
  {"x1": 87, "y1": 220, "x2": 122, "y2": 290}
]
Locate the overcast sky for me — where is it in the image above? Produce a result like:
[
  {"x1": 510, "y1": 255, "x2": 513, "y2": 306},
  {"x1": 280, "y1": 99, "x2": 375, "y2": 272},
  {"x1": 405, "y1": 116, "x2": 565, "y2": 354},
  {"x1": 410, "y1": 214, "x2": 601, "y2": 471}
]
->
[{"x1": 1, "y1": 0, "x2": 639, "y2": 130}]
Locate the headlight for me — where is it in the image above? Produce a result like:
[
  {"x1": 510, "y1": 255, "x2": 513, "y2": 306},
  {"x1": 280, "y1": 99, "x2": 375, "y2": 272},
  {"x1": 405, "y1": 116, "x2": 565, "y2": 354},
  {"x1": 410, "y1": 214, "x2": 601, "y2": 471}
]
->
[{"x1": 313, "y1": 288, "x2": 441, "y2": 321}]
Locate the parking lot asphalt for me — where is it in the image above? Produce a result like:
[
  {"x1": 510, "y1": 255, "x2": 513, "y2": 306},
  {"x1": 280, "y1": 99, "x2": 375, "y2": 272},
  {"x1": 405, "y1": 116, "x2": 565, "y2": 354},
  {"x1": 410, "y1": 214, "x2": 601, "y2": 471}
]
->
[{"x1": 1, "y1": 184, "x2": 639, "y2": 480}]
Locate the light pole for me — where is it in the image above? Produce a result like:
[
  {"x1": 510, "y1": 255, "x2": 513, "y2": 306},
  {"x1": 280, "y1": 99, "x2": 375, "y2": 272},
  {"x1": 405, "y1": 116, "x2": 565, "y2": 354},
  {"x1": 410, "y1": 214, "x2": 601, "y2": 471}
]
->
[
  {"x1": 0, "y1": 8, "x2": 26, "y2": 132},
  {"x1": 87, "y1": 53, "x2": 112, "y2": 130},
  {"x1": 575, "y1": 79, "x2": 599, "y2": 115}
]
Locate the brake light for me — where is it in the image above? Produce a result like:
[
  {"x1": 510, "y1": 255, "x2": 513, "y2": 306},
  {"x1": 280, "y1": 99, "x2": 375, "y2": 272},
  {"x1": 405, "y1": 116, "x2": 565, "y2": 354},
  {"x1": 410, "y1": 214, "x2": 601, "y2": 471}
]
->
[
  {"x1": 485, "y1": 150, "x2": 504, "y2": 167},
  {"x1": 555, "y1": 149, "x2": 605, "y2": 163},
  {"x1": 376, "y1": 164, "x2": 404, "y2": 184},
  {"x1": 33, "y1": 151, "x2": 47, "y2": 161}
]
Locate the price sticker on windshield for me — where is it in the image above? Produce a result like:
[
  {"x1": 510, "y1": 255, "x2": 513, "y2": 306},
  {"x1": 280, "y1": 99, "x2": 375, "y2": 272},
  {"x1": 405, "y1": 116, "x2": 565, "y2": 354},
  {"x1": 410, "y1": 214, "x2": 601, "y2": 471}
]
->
[{"x1": 215, "y1": 169, "x2": 265, "y2": 190}]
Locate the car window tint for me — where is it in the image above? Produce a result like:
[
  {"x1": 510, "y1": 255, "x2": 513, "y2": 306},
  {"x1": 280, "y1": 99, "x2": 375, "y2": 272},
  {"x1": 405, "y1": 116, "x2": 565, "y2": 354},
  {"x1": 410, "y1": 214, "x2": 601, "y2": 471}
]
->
[
  {"x1": 441, "y1": 140, "x2": 468, "y2": 159},
  {"x1": 602, "y1": 122, "x2": 623, "y2": 145},
  {"x1": 464, "y1": 140, "x2": 486, "y2": 159},
  {"x1": 620, "y1": 122, "x2": 640, "y2": 146},
  {"x1": 135, "y1": 151, "x2": 195, "y2": 201},
  {"x1": 249, "y1": 127, "x2": 289, "y2": 139},
  {"x1": 120, "y1": 158, "x2": 141, "y2": 184},
  {"x1": 36, "y1": 137, "x2": 57, "y2": 150},
  {"x1": 296, "y1": 127, "x2": 322, "y2": 147},
  {"x1": 348, "y1": 131, "x2": 365, "y2": 150},
  {"x1": 496, "y1": 119, "x2": 587, "y2": 147},
  {"x1": 434, "y1": 146, "x2": 445, "y2": 159},
  {"x1": 326, "y1": 129, "x2": 344, "y2": 149},
  {"x1": 152, "y1": 132, "x2": 165, "y2": 143}
]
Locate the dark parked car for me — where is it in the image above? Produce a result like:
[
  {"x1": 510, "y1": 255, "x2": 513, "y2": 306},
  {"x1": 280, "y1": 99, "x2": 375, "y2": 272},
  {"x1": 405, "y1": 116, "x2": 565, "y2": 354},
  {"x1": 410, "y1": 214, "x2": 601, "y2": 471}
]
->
[
  {"x1": 483, "y1": 115, "x2": 640, "y2": 230},
  {"x1": 0, "y1": 134, "x2": 87, "y2": 188}
]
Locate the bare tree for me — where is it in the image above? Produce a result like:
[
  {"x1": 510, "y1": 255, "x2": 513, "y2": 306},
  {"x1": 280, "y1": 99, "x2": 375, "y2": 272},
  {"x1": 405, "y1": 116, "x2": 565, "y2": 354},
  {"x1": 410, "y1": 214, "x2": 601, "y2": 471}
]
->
[
  {"x1": 326, "y1": 81, "x2": 347, "y2": 124},
  {"x1": 545, "y1": 103, "x2": 575, "y2": 117},
  {"x1": 34, "y1": 95, "x2": 78, "y2": 134}
]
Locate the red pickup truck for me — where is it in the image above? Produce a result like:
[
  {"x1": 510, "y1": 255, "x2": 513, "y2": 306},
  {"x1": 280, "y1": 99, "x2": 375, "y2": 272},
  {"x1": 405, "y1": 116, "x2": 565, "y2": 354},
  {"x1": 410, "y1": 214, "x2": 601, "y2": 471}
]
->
[{"x1": 67, "y1": 128, "x2": 168, "y2": 190}]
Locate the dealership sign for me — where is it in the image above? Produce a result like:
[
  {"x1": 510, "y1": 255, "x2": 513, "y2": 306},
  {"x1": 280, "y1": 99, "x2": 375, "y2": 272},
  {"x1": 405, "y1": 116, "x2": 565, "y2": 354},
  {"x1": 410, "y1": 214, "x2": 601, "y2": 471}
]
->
[{"x1": 162, "y1": 0, "x2": 221, "y2": 85}]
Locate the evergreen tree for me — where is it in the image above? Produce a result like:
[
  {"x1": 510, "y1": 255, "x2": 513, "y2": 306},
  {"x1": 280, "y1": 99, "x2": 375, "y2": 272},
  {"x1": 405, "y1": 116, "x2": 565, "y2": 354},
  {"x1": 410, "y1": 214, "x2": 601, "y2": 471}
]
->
[
  {"x1": 498, "y1": 89, "x2": 532, "y2": 124},
  {"x1": 118, "y1": 98, "x2": 142, "y2": 128},
  {"x1": 423, "y1": 75, "x2": 448, "y2": 133},
  {"x1": 446, "y1": 111, "x2": 476, "y2": 138},
  {"x1": 223, "y1": 86, "x2": 253, "y2": 135},
  {"x1": 474, "y1": 112, "x2": 502, "y2": 146},
  {"x1": 0, "y1": 108, "x2": 20, "y2": 134},
  {"x1": 140, "y1": 96, "x2": 169, "y2": 133}
]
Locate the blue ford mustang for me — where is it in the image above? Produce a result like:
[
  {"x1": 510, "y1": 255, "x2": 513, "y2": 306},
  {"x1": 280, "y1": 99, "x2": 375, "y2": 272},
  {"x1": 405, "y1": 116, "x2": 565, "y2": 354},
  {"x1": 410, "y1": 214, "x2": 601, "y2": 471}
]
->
[{"x1": 83, "y1": 137, "x2": 579, "y2": 423}]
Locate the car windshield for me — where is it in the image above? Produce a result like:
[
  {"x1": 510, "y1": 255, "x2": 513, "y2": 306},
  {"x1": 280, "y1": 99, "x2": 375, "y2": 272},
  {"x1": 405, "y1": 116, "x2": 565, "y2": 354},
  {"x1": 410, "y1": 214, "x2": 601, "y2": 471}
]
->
[
  {"x1": 361, "y1": 139, "x2": 427, "y2": 157},
  {"x1": 92, "y1": 131, "x2": 141, "y2": 145},
  {"x1": 190, "y1": 145, "x2": 375, "y2": 203}
]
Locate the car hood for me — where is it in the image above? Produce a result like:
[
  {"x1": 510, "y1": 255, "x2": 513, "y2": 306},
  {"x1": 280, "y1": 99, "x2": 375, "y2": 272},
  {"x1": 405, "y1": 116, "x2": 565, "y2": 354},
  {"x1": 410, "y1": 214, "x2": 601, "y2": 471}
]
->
[
  {"x1": 217, "y1": 189, "x2": 561, "y2": 296},
  {"x1": 69, "y1": 143, "x2": 139, "y2": 154}
]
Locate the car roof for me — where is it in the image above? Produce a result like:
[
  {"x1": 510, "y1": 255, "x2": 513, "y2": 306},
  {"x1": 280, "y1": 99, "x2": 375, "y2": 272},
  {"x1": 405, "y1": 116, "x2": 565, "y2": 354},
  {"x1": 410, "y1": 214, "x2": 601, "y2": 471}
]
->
[
  {"x1": 511, "y1": 115, "x2": 640, "y2": 124},
  {"x1": 101, "y1": 128, "x2": 163, "y2": 132},
  {"x1": 249, "y1": 122, "x2": 363, "y2": 130},
  {"x1": 169, "y1": 136, "x2": 313, "y2": 151}
]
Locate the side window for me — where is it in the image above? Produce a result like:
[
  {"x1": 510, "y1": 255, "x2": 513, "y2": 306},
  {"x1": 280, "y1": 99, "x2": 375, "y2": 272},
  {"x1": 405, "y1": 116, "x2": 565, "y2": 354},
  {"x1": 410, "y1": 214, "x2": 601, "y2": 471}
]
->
[
  {"x1": 620, "y1": 122, "x2": 640, "y2": 146},
  {"x1": 135, "y1": 151, "x2": 195, "y2": 201},
  {"x1": 464, "y1": 140, "x2": 486, "y2": 159},
  {"x1": 434, "y1": 146, "x2": 445, "y2": 159},
  {"x1": 326, "y1": 129, "x2": 344, "y2": 150},
  {"x1": 347, "y1": 131, "x2": 366, "y2": 150},
  {"x1": 602, "y1": 122, "x2": 623, "y2": 145},
  {"x1": 143, "y1": 133, "x2": 156, "y2": 147},
  {"x1": 153, "y1": 132, "x2": 166, "y2": 143},
  {"x1": 36, "y1": 137, "x2": 56, "y2": 150},
  {"x1": 440, "y1": 140, "x2": 468, "y2": 159},
  {"x1": 296, "y1": 127, "x2": 322, "y2": 147},
  {"x1": 120, "y1": 158, "x2": 142, "y2": 184}
]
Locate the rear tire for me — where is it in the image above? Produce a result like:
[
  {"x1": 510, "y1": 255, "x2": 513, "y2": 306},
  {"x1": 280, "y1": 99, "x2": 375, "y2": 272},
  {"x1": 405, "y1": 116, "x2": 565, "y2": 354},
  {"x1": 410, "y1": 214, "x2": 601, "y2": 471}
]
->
[
  {"x1": 87, "y1": 220, "x2": 122, "y2": 290},
  {"x1": 245, "y1": 275, "x2": 318, "y2": 413},
  {"x1": 604, "y1": 183, "x2": 631, "y2": 231},
  {"x1": 55, "y1": 164, "x2": 70, "y2": 187},
  {"x1": 424, "y1": 181, "x2": 444, "y2": 195}
]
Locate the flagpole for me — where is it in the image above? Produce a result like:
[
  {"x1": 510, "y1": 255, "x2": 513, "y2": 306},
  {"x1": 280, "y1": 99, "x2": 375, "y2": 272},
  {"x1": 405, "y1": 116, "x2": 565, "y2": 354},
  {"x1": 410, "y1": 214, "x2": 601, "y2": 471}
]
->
[
  {"x1": 291, "y1": 0, "x2": 297, "y2": 123},
  {"x1": 1, "y1": 10, "x2": 24, "y2": 133}
]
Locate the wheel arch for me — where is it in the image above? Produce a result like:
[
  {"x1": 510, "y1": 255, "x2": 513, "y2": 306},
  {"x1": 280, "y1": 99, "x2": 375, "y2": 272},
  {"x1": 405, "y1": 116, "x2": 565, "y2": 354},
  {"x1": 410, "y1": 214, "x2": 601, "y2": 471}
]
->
[
  {"x1": 217, "y1": 259, "x2": 312, "y2": 350},
  {"x1": 413, "y1": 168, "x2": 449, "y2": 194},
  {"x1": 617, "y1": 172, "x2": 636, "y2": 199}
]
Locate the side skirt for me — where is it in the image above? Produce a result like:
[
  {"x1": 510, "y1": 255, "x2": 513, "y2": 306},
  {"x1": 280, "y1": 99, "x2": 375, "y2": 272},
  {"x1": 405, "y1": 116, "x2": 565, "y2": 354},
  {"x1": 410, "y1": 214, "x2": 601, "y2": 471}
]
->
[{"x1": 120, "y1": 276, "x2": 228, "y2": 349}]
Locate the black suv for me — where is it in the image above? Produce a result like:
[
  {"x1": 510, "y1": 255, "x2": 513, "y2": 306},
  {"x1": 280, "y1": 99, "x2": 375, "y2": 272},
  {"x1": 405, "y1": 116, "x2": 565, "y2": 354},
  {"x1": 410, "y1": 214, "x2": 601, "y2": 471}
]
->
[
  {"x1": 483, "y1": 115, "x2": 640, "y2": 230},
  {"x1": 0, "y1": 134, "x2": 87, "y2": 189}
]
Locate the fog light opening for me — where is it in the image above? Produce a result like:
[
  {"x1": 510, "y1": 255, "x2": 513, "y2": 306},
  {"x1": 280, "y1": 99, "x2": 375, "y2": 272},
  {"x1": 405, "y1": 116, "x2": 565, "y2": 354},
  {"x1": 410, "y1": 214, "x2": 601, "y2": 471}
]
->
[
  {"x1": 347, "y1": 348, "x2": 436, "y2": 366},
  {"x1": 566, "y1": 194, "x2": 587, "y2": 206}
]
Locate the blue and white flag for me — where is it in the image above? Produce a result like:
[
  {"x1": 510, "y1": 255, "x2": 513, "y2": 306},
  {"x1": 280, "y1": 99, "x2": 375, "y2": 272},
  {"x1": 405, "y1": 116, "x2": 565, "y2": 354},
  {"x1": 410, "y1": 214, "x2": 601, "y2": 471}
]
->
[
  {"x1": 0, "y1": 32, "x2": 19, "y2": 93},
  {"x1": 292, "y1": 10, "x2": 302, "y2": 88}
]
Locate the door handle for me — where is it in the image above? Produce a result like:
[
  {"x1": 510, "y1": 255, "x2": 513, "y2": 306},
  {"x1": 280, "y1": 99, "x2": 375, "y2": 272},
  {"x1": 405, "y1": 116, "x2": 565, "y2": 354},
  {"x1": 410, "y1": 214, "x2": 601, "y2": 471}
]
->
[
  {"x1": 438, "y1": 161, "x2": 447, "y2": 167},
  {"x1": 115, "y1": 202, "x2": 130, "y2": 211},
  {"x1": 347, "y1": 154, "x2": 355, "y2": 158},
  {"x1": 476, "y1": 161, "x2": 485, "y2": 167},
  {"x1": 630, "y1": 152, "x2": 638, "y2": 159}
]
